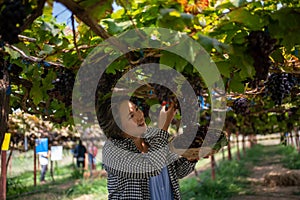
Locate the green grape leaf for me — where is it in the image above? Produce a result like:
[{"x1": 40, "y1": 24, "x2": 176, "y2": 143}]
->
[
  {"x1": 102, "y1": 19, "x2": 132, "y2": 35},
  {"x1": 79, "y1": 0, "x2": 113, "y2": 20},
  {"x1": 5, "y1": 47, "x2": 20, "y2": 59},
  {"x1": 227, "y1": 8, "x2": 265, "y2": 30},
  {"x1": 270, "y1": 48, "x2": 284, "y2": 63},
  {"x1": 30, "y1": 80, "x2": 43, "y2": 105},
  {"x1": 160, "y1": 51, "x2": 187, "y2": 73},
  {"x1": 41, "y1": 21, "x2": 60, "y2": 36},
  {"x1": 215, "y1": 61, "x2": 232, "y2": 78},
  {"x1": 269, "y1": 8, "x2": 300, "y2": 50},
  {"x1": 157, "y1": 9, "x2": 193, "y2": 31},
  {"x1": 229, "y1": 75, "x2": 244, "y2": 93},
  {"x1": 38, "y1": 44, "x2": 54, "y2": 56}
]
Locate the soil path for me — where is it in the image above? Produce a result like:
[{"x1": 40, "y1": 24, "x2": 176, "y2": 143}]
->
[{"x1": 230, "y1": 145, "x2": 300, "y2": 200}]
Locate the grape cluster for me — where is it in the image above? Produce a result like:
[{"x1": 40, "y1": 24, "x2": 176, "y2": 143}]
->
[
  {"x1": 232, "y1": 97, "x2": 249, "y2": 115},
  {"x1": 50, "y1": 68, "x2": 75, "y2": 106},
  {"x1": 97, "y1": 71, "x2": 123, "y2": 95},
  {"x1": 247, "y1": 30, "x2": 277, "y2": 82},
  {"x1": 184, "y1": 73, "x2": 203, "y2": 96},
  {"x1": 172, "y1": 124, "x2": 227, "y2": 151},
  {"x1": 265, "y1": 73, "x2": 297, "y2": 105},
  {"x1": 0, "y1": 0, "x2": 28, "y2": 44},
  {"x1": 150, "y1": 83, "x2": 175, "y2": 106}
]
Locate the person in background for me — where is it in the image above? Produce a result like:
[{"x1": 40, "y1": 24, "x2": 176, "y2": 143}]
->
[
  {"x1": 39, "y1": 148, "x2": 50, "y2": 184},
  {"x1": 74, "y1": 140, "x2": 87, "y2": 168},
  {"x1": 88, "y1": 142, "x2": 98, "y2": 170}
]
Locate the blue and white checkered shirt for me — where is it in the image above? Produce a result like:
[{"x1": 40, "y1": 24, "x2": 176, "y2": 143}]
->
[{"x1": 103, "y1": 127, "x2": 196, "y2": 199}]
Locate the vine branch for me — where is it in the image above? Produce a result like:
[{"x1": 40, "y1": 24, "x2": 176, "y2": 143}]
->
[{"x1": 4, "y1": 44, "x2": 63, "y2": 67}]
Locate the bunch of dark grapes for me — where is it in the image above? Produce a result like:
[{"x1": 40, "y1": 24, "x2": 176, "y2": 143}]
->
[
  {"x1": 50, "y1": 68, "x2": 75, "y2": 106},
  {"x1": 97, "y1": 71, "x2": 123, "y2": 95},
  {"x1": 149, "y1": 73, "x2": 205, "y2": 128},
  {"x1": 232, "y1": 97, "x2": 249, "y2": 115},
  {"x1": 0, "y1": 0, "x2": 28, "y2": 44},
  {"x1": 265, "y1": 73, "x2": 297, "y2": 105},
  {"x1": 184, "y1": 73, "x2": 203, "y2": 96},
  {"x1": 150, "y1": 83, "x2": 175, "y2": 106},
  {"x1": 247, "y1": 30, "x2": 277, "y2": 83},
  {"x1": 148, "y1": 66, "x2": 179, "y2": 110},
  {"x1": 172, "y1": 124, "x2": 227, "y2": 152}
]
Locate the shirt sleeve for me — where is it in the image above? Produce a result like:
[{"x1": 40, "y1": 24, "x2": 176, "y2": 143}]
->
[
  {"x1": 173, "y1": 157, "x2": 196, "y2": 179},
  {"x1": 103, "y1": 128, "x2": 179, "y2": 179}
]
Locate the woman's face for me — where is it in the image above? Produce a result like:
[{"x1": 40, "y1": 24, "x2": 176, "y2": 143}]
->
[{"x1": 119, "y1": 100, "x2": 147, "y2": 137}]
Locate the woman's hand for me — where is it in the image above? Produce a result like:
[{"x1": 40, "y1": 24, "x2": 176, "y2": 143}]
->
[{"x1": 158, "y1": 102, "x2": 177, "y2": 131}]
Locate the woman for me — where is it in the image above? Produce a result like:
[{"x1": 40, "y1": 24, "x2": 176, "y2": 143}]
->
[{"x1": 99, "y1": 96, "x2": 197, "y2": 199}]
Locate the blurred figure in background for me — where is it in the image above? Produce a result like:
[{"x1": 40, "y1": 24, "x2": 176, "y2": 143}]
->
[
  {"x1": 39, "y1": 148, "x2": 50, "y2": 184},
  {"x1": 88, "y1": 142, "x2": 98, "y2": 170},
  {"x1": 74, "y1": 140, "x2": 87, "y2": 168}
]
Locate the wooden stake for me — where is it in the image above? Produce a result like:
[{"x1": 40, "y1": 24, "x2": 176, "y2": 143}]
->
[
  {"x1": 211, "y1": 155, "x2": 215, "y2": 180},
  {"x1": 236, "y1": 131, "x2": 240, "y2": 161},
  {"x1": 242, "y1": 134, "x2": 246, "y2": 156},
  {"x1": 227, "y1": 130, "x2": 232, "y2": 160},
  {"x1": 1, "y1": 151, "x2": 7, "y2": 200},
  {"x1": 34, "y1": 145, "x2": 36, "y2": 186}
]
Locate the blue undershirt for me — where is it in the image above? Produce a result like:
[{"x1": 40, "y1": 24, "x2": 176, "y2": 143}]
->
[{"x1": 149, "y1": 166, "x2": 174, "y2": 200}]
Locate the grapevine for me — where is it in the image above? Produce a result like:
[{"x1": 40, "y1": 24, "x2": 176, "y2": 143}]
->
[
  {"x1": 49, "y1": 68, "x2": 75, "y2": 106},
  {"x1": 0, "y1": 0, "x2": 28, "y2": 44},
  {"x1": 247, "y1": 30, "x2": 277, "y2": 82},
  {"x1": 232, "y1": 97, "x2": 250, "y2": 115},
  {"x1": 264, "y1": 73, "x2": 297, "y2": 105}
]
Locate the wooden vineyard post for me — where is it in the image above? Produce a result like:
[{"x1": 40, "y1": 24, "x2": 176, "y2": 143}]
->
[
  {"x1": 242, "y1": 134, "x2": 246, "y2": 156},
  {"x1": 294, "y1": 129, "x2": 298, "y2": 148},
  {"x1": 227, "y1": 129, "x2": 232, "y2": 160},
  {"x1": 295, "y1": 128, "x2": 300, "y2": 152},
  {"x1": 0, "y1": 151, "x2": 7, "y2": 200},
  {"x1": 211, "y1": 154, "x2": 215, "y2": 180},
  {"x1": 254, "y1": 134, "x2": 257, "y2": 145},
  {"x1": 34, "y1": 145, "x2": 37, "y2": 186},
  {"x1": 236, "y1": 131, "x2": 240, "y2": 160},
  {"x1": 290, "y1": 132, "x2": 294, "y2": 147},
  {"x1": 249, "y1": 134, "x2": 255, "y2": 148},
  {"x1": 50, "y1": 161, "x2": 54, "y2": 182},
  {"x1": 0, "y1": 133, "x2": 11, "y2": 200},
  {"x1": 0, "y1": 60, "x2": 10, "y2": 200},
  {"x1": 222, "y1": 148, "x2": 225, "y2": 160}
]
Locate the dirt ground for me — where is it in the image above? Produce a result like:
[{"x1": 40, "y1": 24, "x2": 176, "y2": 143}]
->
[
  {"x1": 230, "y1": 146, "x2": 300, "y2": 200},
  {"x1": 11, "y1": 144, "x2": 300, "y2": 200}
]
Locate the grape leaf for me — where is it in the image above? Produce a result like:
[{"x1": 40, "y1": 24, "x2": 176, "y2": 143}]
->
[
  {"x1": 215, "y1": 61, "x2": 232, "y2": 78},
  {"x1": 30, "y1": 80, "x2": 43, "y2": 106},
  {"x1": 227, "y1": 8, "x2": 265, "y2": 30}
]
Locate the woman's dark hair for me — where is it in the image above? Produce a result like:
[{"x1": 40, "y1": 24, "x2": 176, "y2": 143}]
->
[{"x1": 97, "y1": 95, "x2": 131, "y2": 139}]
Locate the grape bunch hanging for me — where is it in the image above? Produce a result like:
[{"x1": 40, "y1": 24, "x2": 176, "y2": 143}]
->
[
  {"x1": 172, "y1": 124, "x2": 228, "y2": 151},
  {"x1": 232, "y1": 97, "x2": 250, "y2": 115},
  {"x1": 49, "y1": 68, "x2": 75, "y2": 106},
  {"x1": 0, "y1": 0, "x2": 28, "y2": 44},
  {"x1": 265, "y1": 73, "x2": 297, "y2": 105},
  {"x1": 247, "y1": 30, "x2": 277, "y2": 82}
]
